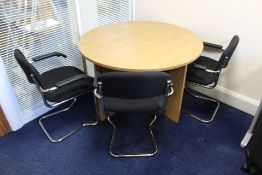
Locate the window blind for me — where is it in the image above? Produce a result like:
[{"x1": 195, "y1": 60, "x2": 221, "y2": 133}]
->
[
  {"x1": 0, "y1": 0, "x2": 83, "y2": 113},
  {"x1": 0, "y1": 0, "x2": 133, "y2": 120},
  {"x1": 76, "y1": 0, "x2": 133, "y2": 76}
]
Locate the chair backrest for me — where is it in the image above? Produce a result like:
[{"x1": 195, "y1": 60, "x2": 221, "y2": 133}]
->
[
  {"x1": 97, "y1": 72, "x2": 171, "y2": 99},
  {"x1": 216, "y1": 35, "x2": 239, "y2": 70},
  {"x1": 14, "y1": 49, "x2": 42, "y2": 86}
]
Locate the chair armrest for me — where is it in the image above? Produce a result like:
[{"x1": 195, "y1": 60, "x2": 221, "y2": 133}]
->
[
  {"x1": 190, "y1": 63, "x2": 208, "y2": 70},
  {"x1": 189, "y1": 63, "x2": 220, "y2": 73},
  {"x1": 203, "y1": 42, "x2": 223, "y2": 50},
  {"x1": 40, "y1": 74, "x2": 90, "y2": 92},
  {"x1": 32, "y1": 52, "x2": 67, "y2": 62},
  {"x1": 94, "y1": 89, "x2": 102, "y2": 99},
  {"x1": 55, "y1": 74, "x2": 91, "y2": 88},
  {"x1": 168, "y1": 87, "x2": 174, "y2": 97}
]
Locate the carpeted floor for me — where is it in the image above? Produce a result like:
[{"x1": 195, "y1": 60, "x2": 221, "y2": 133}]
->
[{"x1": 0, "y1": 93, "x2": 252, "y2": 175}]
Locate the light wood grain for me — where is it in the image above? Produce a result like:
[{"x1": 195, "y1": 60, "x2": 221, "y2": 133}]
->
[
  {"x1": 0, "y1": 106, "x2": 11, "y2": 137},
  {"x1": 79, "y1": 21, "x2": 203, "y2": 122},
  {"x1": 165, "y1": 66, "x2": 187, "y2": 122},
  {"x1": 79, "y1": 21, "x2": 203, "y2": 71}
]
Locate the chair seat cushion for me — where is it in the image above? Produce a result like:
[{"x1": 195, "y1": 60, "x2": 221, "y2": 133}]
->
[
  {"x1": 186, "y1": 56, "x2": 218, "y2": 86},
  {"x1": 40, "y1": 66, "x2": 94, "y2": 102},
  {"x1": 193, "y1": 56, "x2": 219, "y2": 70},
  {"x1": 104, "y1": 96, "x2": 166, "y2": 113}
]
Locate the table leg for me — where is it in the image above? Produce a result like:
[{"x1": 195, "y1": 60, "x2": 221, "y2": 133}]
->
[{"x1": 165, "y1": 66, "x2": 187, "y2": 122}]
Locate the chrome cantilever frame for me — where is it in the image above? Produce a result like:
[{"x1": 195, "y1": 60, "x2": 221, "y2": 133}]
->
[
  {"x1": 107, "y1": 114, "x2": 158, "y2": 158},
  {"x1": 183, "y1": 61, "x2": 226, "y2": 123},
  {"x1": 31, "y1": 75, "x2": 98, "y2": 143},
  {"x1": 94, "y1": 80, "x2": 173, "y2": 157},
  {"x1": 184, "y1": 85, "x2": 220, "y2": 123}
]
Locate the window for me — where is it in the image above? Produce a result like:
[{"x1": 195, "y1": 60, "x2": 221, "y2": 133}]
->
[
  {"x1": 76, "y1": 0, "x2": 133, "y2": 76},
  {"x1": 0, "y1": 0, "x2": 133, "y2": 123}
]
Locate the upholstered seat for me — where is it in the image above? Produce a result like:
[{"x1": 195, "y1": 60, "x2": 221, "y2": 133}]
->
[
  {"x1": 14, "y1": 49, "x2": 98, "y2": 143},
  {"x1": 187, "y1": 56, "x2": 218, "y2": 85},
  {"x1": 104, "y1": 96, "x2": 165, "y2": 113},
  {"x1": 184, "y1": 35, "x2": 239, "y2": 123},
  {"x1": 41, "y1": 66, "x2": 93, "y2": 102}
]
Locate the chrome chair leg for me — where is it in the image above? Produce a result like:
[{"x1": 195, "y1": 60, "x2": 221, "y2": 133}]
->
[
  {"x1": 184, "y1": 88, "x2": 220, "y2": 123},
  {"x1": 107, "y1": 114, "x2": 158, "y2": 158},
  {"x1": 39, "y1": 98, "x2": 98, "y2": 143}
]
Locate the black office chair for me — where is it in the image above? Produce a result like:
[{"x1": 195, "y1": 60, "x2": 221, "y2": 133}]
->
[
  {"x1": 184, "y1": 35, "x2": 239, "y2": 123},
  {"x1": 94, "y1": 72, "x2": 173, "y2": 157},
  {"x1": 14, "y1": 49, "x2": 98, "y2": 143}
]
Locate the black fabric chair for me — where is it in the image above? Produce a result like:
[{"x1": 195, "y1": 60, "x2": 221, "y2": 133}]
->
[
  {"x1": 94, "y1": 72, "x2": 173, "y2": 157},
  {"x1": 14, "y1": 49, "x2": 98, "y2": 143},
  {"x1": 185, "y1": 35, "x2": 240, "y2": 123}
]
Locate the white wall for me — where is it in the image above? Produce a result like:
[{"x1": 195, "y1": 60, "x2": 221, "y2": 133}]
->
[
  {"x1": 0, "y1": 57, "x2": 23, "y2": 130},
  {"x1": 135, "y1": 0, "x2": 262, "y2": 114}
]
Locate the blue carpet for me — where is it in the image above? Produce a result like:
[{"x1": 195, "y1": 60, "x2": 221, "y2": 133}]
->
[{"x1": 0, "y1": 93, "x2": 252, "y2": 175}]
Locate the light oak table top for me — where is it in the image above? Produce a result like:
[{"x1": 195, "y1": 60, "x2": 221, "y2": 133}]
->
[
  {"x1": 79, "y1": 21, "x2": 203, "y2": 72},
  {"x1": 79, "y1": 21, "x2": 203, "y2": 122}
]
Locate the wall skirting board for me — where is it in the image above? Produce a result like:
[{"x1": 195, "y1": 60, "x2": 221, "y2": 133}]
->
[{"x1": 191, "y1": 85, "x2": 259, "y2": 116}]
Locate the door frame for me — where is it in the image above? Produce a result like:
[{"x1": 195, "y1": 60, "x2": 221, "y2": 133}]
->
[
  {"x1": 0, "y1": 106, "x2": 11, "y2": 136},
  {"x1": 0, "y1": 56, "x2": 23, "y2": 131}
]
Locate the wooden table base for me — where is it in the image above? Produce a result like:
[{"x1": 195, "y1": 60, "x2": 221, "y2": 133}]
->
[
  {"x1": 79, "y1": 22, "x2": 203, "y2": 123},
  {"x1": 165, "y1": 66, "x2": 187, "y2": 122}
]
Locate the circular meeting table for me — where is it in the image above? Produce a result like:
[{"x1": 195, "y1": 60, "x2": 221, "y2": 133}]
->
[{"x1": 79, "y1": 21, "x2": 203, "y2": 122}]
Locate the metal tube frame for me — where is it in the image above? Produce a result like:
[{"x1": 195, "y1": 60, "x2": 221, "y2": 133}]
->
[
  {"x1": 163, "y1": 80, "x2": 174, "y2": 112},
  {"x1": 183, "y1": 46, "x2": 232, "y2": 123},
  {"x1": 94, "y1": 80, "x2": 173, "y2": 157},
  {"x1": 107, "y1": 114, "x2": 158, "y2": 158},
  {"x1": 184, "y1": 86, "x2": 220, "y2": 123},
  {"x1": 31, "y1": 74, "x2": 98, "y2": 143}
]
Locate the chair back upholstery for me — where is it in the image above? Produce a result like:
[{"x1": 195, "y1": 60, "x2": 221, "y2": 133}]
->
[
  {"x1": 216, "y1": 35, "x2": 239, "y2": 70},
  {"x1": 14, "y1": 49, "x2": 42, "y2": 86},
  {"x1": 97, "y1": 72, "x2": 171, "y2": 99}
]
